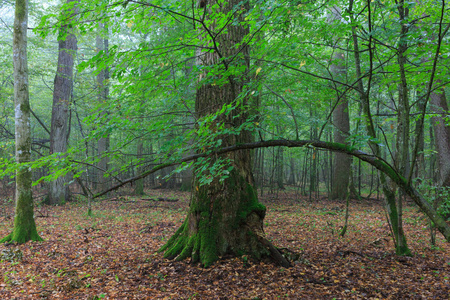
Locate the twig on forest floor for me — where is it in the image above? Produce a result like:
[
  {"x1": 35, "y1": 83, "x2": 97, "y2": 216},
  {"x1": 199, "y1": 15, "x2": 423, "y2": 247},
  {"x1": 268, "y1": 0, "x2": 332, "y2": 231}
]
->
[
  {"x1": 369, "y1": 237, "x2": 388, "y2": 247},
  {"x1": 35, "y1": 207, "x2": 49, "y2": 218},
  {"x1": 141, "y1": 198, "x2": 179, "y2": 202}
]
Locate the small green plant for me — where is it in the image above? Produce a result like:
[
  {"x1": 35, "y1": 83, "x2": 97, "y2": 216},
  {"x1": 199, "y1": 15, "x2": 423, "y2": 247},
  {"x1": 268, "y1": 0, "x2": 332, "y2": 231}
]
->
[
  {"x1": 188, "y1": 293, "x2": 199, "y2": 300},
  {"x1": 3, "y1": 270, "x2": 21, "y2": 286},
  {"x1": 88, "y1": 293, "x2": 106, "y2": 300},
  {"x1": 241, "y1": 255, "x2": 249, "y2": 266}
]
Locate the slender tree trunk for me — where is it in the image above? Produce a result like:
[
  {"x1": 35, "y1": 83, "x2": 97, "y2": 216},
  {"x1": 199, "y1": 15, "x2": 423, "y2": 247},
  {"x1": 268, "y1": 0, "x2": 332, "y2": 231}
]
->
[
  {"x1": 49, "y1": 0, "x2": 78, "y2": 205},
  {"x1": 393, "y1": 0, "x2": 411, "y2": 255},
  {"x1": 276, "y1": 146, "x2": 285, "y2": 189},
  {"x1": 349, "y1": 0, "x2": 410, "y2": 255},
  {"x1": 309, "y1": 106, "x2": 317, "y2": 194},
  {"x1": 134, "y1": 141, "x2": 144, "y2": 195},
  {"x1": 160, "y1": 0, "x2": 289, "y2": 267},
  {"x1": 288, "y1": 156, "x2": 296, "y2": 185},
  {"x1": 96, "y1": 23, "x2": 110, "y2": 192},
  {"x1": 1, "y1": 0, "x2": 42, "y2": 243},
  {"x1": 413, "y1": 95, "x2": 426, "y2": 179}
]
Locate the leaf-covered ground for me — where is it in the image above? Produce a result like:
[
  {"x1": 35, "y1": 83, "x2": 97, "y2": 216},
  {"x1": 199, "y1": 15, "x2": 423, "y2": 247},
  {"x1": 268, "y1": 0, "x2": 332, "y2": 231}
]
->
[{"x1": 1, "y1": 189, "x2": 449, "y2": 299}]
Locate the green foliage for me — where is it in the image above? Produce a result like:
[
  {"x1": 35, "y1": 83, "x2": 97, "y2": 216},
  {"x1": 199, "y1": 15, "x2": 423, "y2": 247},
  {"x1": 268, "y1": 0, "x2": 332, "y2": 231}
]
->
[
  {"x1": 1, "y1": 0, "x2": 449, "y2": 257},
  {"x1": 416, "y1": 179, "x2": 450, "y2": 220}
]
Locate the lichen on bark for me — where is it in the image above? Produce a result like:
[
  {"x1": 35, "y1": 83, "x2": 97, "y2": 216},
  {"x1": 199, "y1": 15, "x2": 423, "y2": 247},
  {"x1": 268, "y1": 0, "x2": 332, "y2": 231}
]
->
[{"x1": 2, "y1": 0, "x2": 42, "y2": 244}]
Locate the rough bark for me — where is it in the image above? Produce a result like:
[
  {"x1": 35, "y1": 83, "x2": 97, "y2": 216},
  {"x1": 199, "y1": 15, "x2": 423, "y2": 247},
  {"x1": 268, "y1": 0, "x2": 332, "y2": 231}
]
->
[
  {"x1": 160, "y1": 0, "x2": 289, "y2": 267},
  {"x1": 49, "y1": 0, "x2": 78, "y2": 205},
  {"x1": 430, "y1": 89, "x2": 450, "y2": 188},
  {"x1": 329, "y1": 6, "x2": 351, "y2": 200},
  {"x1": 1, "y1": 0, "x2": 43, "y2": 243},
  {"x1": 330, "y1": 91, "x2": 351, "y2": 200}
]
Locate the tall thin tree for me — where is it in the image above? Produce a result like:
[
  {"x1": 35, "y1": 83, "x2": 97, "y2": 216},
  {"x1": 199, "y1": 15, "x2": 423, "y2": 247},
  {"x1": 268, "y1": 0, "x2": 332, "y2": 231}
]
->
[
  {"x1": 1, "y1": 0, "x2": 43, "y2": 243},
  {"x1": 96, "y1": 22, "x2": 110, "y2": 191}
]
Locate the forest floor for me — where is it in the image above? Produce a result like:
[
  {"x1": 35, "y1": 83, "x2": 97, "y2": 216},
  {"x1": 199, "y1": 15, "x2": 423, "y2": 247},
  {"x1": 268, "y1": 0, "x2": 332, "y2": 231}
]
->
[{"x1": 0, "y1": 189, "x2": 449, "y2": 299}]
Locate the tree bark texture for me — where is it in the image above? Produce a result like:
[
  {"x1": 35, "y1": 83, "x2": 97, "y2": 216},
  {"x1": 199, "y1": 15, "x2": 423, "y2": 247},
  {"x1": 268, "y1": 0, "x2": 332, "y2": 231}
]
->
[
  {"x1": 329, "y1": 6, "x2": 351, "y2": 200},
  {"x1": 430, "y1": 89, "x2": 450, "y2": 188},
  {"x1": 160, "y1": 0, "x2": 289, "y2": 267},
  {"x1": 49, "y1": 0, "x2": 78, "y2": 205},
  {"x1": 1, "y1": 0, "x2": 42, "y2": 243}
]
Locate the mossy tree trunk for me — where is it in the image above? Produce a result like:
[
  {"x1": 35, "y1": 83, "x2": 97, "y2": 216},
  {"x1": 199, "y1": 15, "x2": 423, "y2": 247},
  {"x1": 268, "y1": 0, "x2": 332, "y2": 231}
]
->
[
  {"x1": 160, "y1": 0, "x2": 289, "y2": 267},
  {"x1": 1, "y1": 0, "x2": 43, "y2": 244},
  {"x1": 348, "y1": 0, "x2": 410, "y2": 255},
  {"x1": 49, "y1": 0, "x2": 78, "y2": 205}
]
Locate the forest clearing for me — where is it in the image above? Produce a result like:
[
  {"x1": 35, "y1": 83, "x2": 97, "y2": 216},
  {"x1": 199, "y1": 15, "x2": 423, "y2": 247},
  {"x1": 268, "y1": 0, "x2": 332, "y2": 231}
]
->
[
  {"x1": 1, "y1": 189, "x2": 449, "y2": 299},
  {"x1": 1, "y1": 0, "x2": 450, "y2": 298}
]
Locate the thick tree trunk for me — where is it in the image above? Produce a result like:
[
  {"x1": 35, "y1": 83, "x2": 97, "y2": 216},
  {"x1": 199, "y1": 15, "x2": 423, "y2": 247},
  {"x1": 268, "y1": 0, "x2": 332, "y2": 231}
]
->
[
  {"x1": 329, "y1": 6, "x2": 351, "y2": 200},
  {"x1": 1, "y1": 0, "x2": 42, "y2": 243},
  {"x1": 160, "y1": 0, "x2": 289, "y2": 267},
  {"x1": 49, "y1": 0, "x2": 78, "y2": 205},
  {"x1": 430, "y1": 89, "x2": 450, "y2": 188},
  {"x1": 331, "y1": 94, "x2": 351, "y2": 199},
  {"x1": 430, "y1": 88, "x2": 450, "y2": 219}
]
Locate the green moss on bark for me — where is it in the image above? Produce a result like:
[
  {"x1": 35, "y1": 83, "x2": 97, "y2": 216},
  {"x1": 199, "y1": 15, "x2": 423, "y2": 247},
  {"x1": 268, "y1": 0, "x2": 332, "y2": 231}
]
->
[
  {"x1": 238, "y1": 182, "x2": 266, "y2": 221},
  {"x1": 1, "y1": 169, "x2": 43, "y2": 244},
  {"x1": 159, "y1": 169, "x2": 274, "y2": 267}
]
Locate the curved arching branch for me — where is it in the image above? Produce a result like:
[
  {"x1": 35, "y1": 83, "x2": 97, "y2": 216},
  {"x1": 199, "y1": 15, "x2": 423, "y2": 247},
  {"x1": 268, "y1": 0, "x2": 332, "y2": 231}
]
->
[{"x1": 94, "y1": 139, "x2": 450, "y2": 242}]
